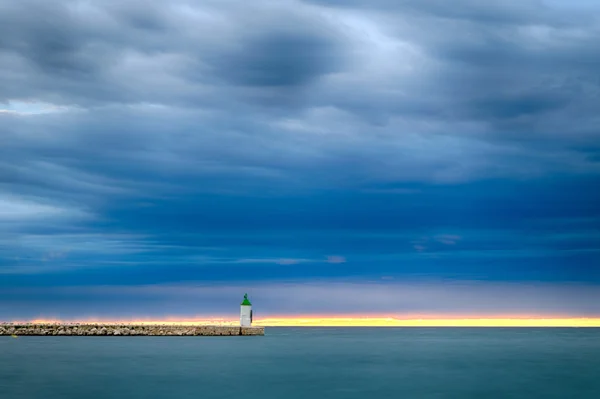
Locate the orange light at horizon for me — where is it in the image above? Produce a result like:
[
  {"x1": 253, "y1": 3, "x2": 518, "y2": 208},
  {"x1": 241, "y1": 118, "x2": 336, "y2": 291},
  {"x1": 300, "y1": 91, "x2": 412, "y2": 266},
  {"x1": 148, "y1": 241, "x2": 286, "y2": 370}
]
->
[{"x1": 9, "y1": 316, "x2": 600, "y2": 327}]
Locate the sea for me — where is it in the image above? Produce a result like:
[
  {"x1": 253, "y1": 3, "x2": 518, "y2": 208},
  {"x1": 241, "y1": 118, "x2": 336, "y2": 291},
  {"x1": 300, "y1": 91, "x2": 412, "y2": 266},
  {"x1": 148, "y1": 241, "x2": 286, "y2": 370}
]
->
[{"x1": 1, "y1": 328, "x2": 599, "y2": 399}]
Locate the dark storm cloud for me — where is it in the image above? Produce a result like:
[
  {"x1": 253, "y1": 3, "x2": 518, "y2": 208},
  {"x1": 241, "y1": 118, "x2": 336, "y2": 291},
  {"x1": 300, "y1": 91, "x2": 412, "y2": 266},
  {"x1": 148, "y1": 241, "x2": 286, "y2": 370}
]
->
[
  {"x1": 0, "y1": 0, "x2": 348, "y2": 107},
  {"x1": 1, "y1": 0, "x2": 600, "y2": 317},
  {"x1": 214, "y1": 32, "x2": 342, "y2": 87},
  {"x1": 296, "y1": 0, "x2": 600, "y2": 141}
]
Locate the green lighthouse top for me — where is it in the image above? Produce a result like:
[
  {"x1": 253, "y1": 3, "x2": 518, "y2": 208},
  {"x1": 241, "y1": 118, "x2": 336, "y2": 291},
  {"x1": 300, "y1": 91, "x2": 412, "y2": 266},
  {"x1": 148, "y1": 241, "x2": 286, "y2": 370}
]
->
[{"x1": 241, "y1": 293, "x2": 252, "y2": 306}]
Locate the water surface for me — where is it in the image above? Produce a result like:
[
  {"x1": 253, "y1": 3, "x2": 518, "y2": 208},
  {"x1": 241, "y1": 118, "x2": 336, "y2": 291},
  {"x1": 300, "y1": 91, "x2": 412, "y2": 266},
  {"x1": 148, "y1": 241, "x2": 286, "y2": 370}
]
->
[{"x1": 1, "y1": 328, "x2": 599, "y2": 398}]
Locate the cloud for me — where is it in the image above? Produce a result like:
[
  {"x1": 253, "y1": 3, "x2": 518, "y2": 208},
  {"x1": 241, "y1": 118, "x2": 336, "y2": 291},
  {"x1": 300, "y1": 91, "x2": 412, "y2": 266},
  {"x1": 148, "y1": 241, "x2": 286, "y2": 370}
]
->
[
  {"x1": 1, "y1": 0, "x2": 599, "y2": 194},
  {"x1": 0, "y1": 0, "x2": 599, "y2": 311},
  {"x1": 3, "y1": 281, "x2": 600, "y2": 319},
  {"x1": 212, "y1": 31, "x2": 343, "y2": 87},
  {"x1": 0, "y1": 196, "x2": 86, "y2": 222},
  {"x1": 413, "y1": 245, "x2": 427, "y2": 253},
  {"x1": 435, "y1": 235, "x2": 462, "y2": 245},
  {"x1": 0, "y1": 101, "x2": 76, "y2": 115}
]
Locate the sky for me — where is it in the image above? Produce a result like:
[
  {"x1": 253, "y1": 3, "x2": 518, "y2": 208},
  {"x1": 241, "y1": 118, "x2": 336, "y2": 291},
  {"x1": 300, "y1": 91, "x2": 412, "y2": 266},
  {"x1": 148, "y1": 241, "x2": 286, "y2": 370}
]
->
[{"x1": 1, "y1": 0, "x2": 600, "y2": 323}]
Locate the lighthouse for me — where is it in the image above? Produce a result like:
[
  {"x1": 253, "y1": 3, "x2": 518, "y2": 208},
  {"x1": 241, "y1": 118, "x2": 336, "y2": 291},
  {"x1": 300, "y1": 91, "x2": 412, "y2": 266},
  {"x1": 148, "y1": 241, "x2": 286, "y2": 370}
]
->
[{"x1": 240, "y1": 293, "x2": 253, "y2": 327}]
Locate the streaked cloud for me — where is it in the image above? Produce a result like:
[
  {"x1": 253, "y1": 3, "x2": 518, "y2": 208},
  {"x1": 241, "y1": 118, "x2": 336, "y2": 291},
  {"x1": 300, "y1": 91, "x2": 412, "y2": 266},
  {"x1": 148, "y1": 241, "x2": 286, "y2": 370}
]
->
[{"x1": 0, "y1": 0, "x2": 599, "y2": 318}]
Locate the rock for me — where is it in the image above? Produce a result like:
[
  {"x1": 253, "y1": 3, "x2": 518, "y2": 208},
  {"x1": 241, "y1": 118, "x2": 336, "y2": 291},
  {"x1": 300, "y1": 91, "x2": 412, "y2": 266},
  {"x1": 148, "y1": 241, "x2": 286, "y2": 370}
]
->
[{"x1": 0, "y1": 323, "x2": 264, "y2": 336}]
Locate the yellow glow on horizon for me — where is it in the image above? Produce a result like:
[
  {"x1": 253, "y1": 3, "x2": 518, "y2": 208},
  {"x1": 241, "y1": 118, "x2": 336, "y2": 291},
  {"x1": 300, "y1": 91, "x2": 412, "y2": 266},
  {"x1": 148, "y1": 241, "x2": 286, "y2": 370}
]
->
[
  {"x1": 10, "y1": 316, "x2": 600, "y2": 327},
  {"x1": 251, "y1": 317, "x2": 600, "y2": 327}
]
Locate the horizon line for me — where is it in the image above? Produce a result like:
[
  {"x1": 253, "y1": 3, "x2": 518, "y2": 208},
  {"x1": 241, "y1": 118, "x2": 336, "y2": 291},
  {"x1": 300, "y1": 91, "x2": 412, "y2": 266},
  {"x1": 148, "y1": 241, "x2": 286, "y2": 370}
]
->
[{"x1": 5, "y1": 316, "x2": 600, "y2": 328}]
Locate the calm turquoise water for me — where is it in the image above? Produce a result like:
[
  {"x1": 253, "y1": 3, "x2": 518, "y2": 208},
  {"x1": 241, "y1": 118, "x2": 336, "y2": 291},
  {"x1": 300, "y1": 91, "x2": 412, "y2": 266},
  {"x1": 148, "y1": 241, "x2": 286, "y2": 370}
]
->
[{"x1": 1, "y1": 328, "x2": 600, "y2": 398}]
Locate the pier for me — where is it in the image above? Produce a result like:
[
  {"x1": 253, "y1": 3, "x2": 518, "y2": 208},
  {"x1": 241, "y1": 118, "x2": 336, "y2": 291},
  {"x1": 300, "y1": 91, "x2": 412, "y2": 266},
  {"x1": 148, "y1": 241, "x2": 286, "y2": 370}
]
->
[{"x1": 0, "y1": 323, "x2": 264, "y2": 336}]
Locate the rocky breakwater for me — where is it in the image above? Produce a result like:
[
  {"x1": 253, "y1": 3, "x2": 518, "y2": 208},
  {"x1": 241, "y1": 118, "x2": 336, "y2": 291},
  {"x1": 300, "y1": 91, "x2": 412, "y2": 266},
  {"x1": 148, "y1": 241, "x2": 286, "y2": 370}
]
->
[{"x1": 0, "y1": 323, "x2": 264, "y2": 336}]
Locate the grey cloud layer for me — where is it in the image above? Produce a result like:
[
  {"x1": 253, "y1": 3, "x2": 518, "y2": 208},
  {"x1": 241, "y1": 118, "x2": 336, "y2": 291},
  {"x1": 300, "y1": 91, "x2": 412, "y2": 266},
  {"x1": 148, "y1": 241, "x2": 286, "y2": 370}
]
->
[
  {"x1": 3, "y1": 282, "x2": 600, "y2": 319},
  {"x1": 2, "y1": 0, "x2": 599, "y2": 130},
  {"x1": 0, "y1": 0, "x2": 347, "y2": 106},
  {"x1": 1, "y1": 0, "x2": 600, "y2": 305},
  {"x1": 2, "y1": 0, "x2": 599, "y2": 201}
]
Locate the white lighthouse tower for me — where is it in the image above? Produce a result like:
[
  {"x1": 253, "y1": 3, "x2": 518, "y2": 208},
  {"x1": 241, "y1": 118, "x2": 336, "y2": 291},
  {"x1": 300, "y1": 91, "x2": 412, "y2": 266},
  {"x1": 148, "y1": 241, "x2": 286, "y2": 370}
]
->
[{"x1": 240, "y1": 293, "x2": 253, "y2": 327}]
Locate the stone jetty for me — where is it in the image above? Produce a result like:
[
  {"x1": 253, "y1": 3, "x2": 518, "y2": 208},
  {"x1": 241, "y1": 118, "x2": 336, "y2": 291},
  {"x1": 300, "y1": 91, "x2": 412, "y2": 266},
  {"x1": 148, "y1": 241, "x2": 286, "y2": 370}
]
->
[{"x1": 0, "y1": 323, "x2": 264, "y2": 336}]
